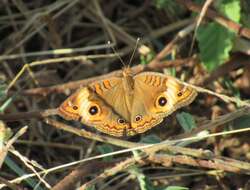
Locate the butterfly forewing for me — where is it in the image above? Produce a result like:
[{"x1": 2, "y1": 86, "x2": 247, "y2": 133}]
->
[
  {"x1": 89, "y1": 77, "x2": 132, "y2": 122},
  {"x1": 58, "y1": 89, "x2": 86, "y2": 121}
]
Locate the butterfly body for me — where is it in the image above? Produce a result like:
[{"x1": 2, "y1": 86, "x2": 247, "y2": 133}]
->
[{"x1": 58, "y1": 70, "x2": 197, "y2": 136}]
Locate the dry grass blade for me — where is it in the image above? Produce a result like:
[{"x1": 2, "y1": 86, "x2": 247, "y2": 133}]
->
[
  {"x1": 0, "y1": 125, "x2": 27, "y2": 168},
  {"x1": 189, "y1": 0, "x2": 214, "y2": 55}
]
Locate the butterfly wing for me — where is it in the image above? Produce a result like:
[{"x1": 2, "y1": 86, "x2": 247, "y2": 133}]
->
[
  {"x1": 58, "y1": 77, "x2": 136, "y2": 136},
  {"x1": 88, "y1": 78, "x2": 132, "y2": 122},
  {"x1": 131, "y1": 72, "x2": 197, "y2": 133}
]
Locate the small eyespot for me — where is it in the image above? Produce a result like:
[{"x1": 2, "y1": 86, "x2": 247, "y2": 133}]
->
[
  {"x1": 117, "y1": 118, "x2": 125, "y2": 124},
  {"x1": 158, "y1": 97, "x2": 167, "y2": 107},
  {"x1": 88, "y1": 106, "x2": 99, "y2": 115},
  {"x1": 73, "y1": 105, "x2": 78, "y2": 110},
  {"x1": 135, "y1": 115, "x2": 142, "y2": 122},
  {"x1": 177, "y1": 92, "x2": 183, "y2": 97}
]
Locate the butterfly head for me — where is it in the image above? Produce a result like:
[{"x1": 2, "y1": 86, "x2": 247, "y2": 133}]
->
[{"x1": 122, "y1": 66, "x2": 133, "y2": 77}]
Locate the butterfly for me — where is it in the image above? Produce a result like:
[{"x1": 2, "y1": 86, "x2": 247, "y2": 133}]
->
[{"x1": 58, "y1": 67, "x2": 197, "y2": 137}]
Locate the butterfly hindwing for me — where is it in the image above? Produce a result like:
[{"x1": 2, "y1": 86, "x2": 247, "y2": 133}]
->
[{"x1": 58, "y1": 87, "x2": 134, "y2": 137}]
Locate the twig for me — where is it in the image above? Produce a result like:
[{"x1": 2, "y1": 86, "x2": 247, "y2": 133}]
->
[
  {"x1": 17, "y1": 57, "x2": 194, "y2": 96},
  {"x1": 7, "y1": 53, "x2": 118, "y2": 91},
  {"x1": 0, "y1": 177, "x2": 23, "y2": 190},
  {"x1": 1, "y1": 105, "x2": 249, "y2": 149},
  {"x1": 173, "y1": 106, "x2": 250, "y2": 139},
  {"x1": 9, "y1": 148, "x2": 51, "y2": 189},
  {"x1": 189, "y1": 0, "x2": 214, "y2": 54},
  {"x1": 0, "y1": 109, "x2": 58, "y2": 121},
  {"x1": 2, "y1": 126, "x2": 250, "y2": 188},
  {"x1": 51, "y1": 161, "x2": 115, "y2": 190},
  {"x1": 148, "y1": 153, "x2": 250, "y2": 173},
  {"x1": 10, "y1": 20, "x2": 198, "y2": 97},
  {"x1": 44, "y1": 118, "x2": 139, "y2": 149},
  {"x1": 149, "y1": 23, "x2": 195, "y2": 67},
  {"x1": 0, "y1": 126, "x2": 28, "y2": 168},
  {"x1": 176, "y1": 0, "x2": 250, "y2": 39},
  {"x1": 0, "y1": 45, "x2": 114, "y2": 61},
  {"x1": 201, "y1": 53, "x2": 250, "y2": 85},
  {"x1": 79, "y1": 144, "x2": 250, "y2": 189},
  {"x1": 186, "y1": 82, "x2": 250, "y2": 107},
  {"x1": 78, "y1": 155, "x2": 146, "y2": 190}
]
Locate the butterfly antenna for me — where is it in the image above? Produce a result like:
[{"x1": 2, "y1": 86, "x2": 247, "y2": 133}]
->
[
  {"x1": 128, "y1": 38, "x2": 140, "y2": 68},
  {"x1": 108, "y1": 41, "x2": 126, "y2": 68}
]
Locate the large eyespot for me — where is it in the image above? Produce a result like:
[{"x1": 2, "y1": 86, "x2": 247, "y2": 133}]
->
[
  {"x1": 117, "y1": 118, "x2": 125, "y2": 124},
  {"x1": 135, "y1": 115, "x2": 142, "y2": 122},
  {"x1": 88, "y1": 105, "x2": 99, "y2": 115},
  {"x1": 157, "y1": 96, "x2": 167, "y2": 107}
]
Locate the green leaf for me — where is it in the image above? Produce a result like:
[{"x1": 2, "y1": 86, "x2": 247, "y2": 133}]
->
[
  {"x1": 154, "y1": 0, "x2": 179, "y2": 11},
  {"x1": 223, "y1": 77, "x2": 240, "y2": 98},
  {"x1": 0, "y1": 121, "x2": 13, "y2": 148},
  {"x1": 140, "y1": 51, "x2": 155, "y2": 65},
  {"x1": 5, "y1": 156, "x2": 44, "y2": 190},
  {"x1": 165, "y1": 67, "x2": 176, "y2": 77},
  {"x1": 163, "y1": 186, "x2": 189, "y2": 190},
  {"x1": 86, "y1": 186, "x2": 95, "y2": 190},
  {"x1": 140, "y1": 134, "x2": 162, "y2": 144},
  {"x1": 197, "y1": 0, "x2": 241, "y2": 71},
  {"x1": 0, "y1": 83, "x2": 13, "y2": 113},
  {"x1": 96, "y1": 144, "x2": 114, "y2": 161},
  {"x1": 0, "y1": 121, "x2": 12, "y2": 148},
  {"x1": 0, "y1": 97, "x2": 13, "y2": 113},
  {"x1": 0, "y1": 83, "x2": 7, "y2": 101},
  {"x1": 197, "y1": 22, "x2": 235, "y2": 71},
  {"x1": 232, "y1": 115, "x2": 250, "y2": 129},
  {"x1": 216, "y1": 0, "x2": 241, "y2": 23},
  {"x1": 154, "y1": 0, "x2": 169, "y2": 9},
  {"x1": 176, "y1": 112, "x2": 196, "y2": 132},
  {"x1": 129, "y1": 167, "x2": 155, "y2": 190}
]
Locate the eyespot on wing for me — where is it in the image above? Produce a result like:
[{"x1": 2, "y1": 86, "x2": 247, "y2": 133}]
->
[{"x1": 58, "y1": 88, "x2": 90, "y2": 121}]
